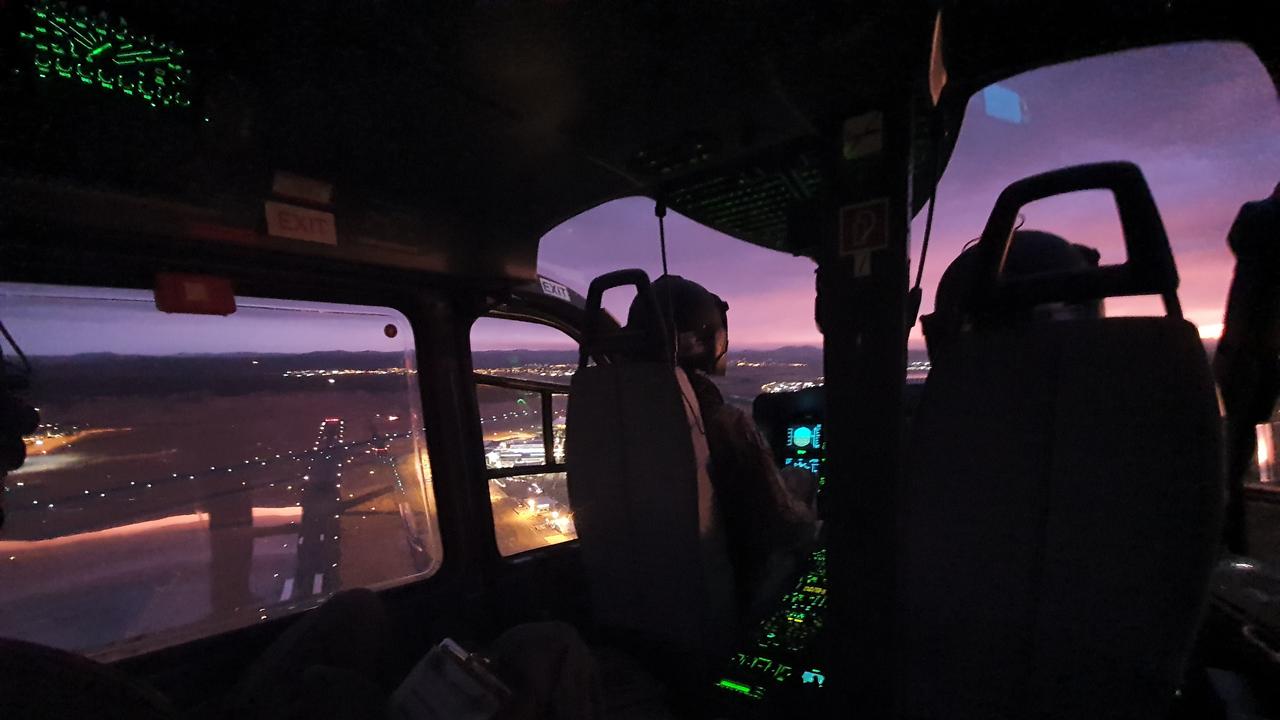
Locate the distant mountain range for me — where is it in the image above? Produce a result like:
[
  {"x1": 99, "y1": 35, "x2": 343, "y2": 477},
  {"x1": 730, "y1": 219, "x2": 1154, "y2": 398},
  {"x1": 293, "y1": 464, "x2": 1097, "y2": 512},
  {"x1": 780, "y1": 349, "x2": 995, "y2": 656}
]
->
[{"x1": 471, "y1": 345, "x2": 931, "y2": 369}]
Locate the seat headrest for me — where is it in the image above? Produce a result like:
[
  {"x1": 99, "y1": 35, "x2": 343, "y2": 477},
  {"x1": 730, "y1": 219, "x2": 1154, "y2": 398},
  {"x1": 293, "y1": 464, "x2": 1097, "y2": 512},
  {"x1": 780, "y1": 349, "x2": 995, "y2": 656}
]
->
[
  {"x1": 971, "y1": 161, "x2": 1181, "y2": 316},
  {"x1": 923, "y1": 162, "x2": 1183, "y2": 358},
  {"x1": 578, "y1": 269, "x2": 674, "y2": 368}
]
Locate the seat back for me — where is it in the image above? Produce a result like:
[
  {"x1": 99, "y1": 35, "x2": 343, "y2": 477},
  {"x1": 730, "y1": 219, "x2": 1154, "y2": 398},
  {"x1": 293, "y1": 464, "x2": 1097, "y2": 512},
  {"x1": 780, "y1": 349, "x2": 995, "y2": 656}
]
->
[
  {"x1": 566, "y1": 270, "x2": 736, "y2": 669},
  {"x1": 901, "y1": 164, "x2": 1225, "y2": 719}
]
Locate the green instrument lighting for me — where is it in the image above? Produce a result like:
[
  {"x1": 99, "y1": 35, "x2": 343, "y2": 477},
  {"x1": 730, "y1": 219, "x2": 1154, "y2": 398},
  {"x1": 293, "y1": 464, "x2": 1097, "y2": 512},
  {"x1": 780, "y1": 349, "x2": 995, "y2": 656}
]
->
[
  {"x1": 18, "y1": 0, "x2": 193, "y2": 109},
  {"x1": 716, "y1": 679, "x2": 761, "y2": 699}
]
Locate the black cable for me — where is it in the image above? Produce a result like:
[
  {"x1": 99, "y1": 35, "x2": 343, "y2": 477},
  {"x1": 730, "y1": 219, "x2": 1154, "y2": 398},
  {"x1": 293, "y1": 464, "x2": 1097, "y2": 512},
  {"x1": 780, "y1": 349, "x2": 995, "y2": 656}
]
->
[
  {"x1": 907, "y1": 114, "x2": 946, "y2": 330},
  {"x1": 656, "y1": 199, "x2": 670, "y2": 279},
  {"x1": 0, "y1": 320, "x2": 31, "y2": 376},
  {"x1": 655, "y1": 199, "x2": 676, "y2": 361}
]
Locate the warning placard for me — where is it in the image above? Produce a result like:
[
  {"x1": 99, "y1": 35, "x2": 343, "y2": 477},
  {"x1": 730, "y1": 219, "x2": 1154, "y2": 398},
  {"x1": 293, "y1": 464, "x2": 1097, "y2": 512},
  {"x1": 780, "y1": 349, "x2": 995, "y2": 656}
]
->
[
  {"x1": 838, "y1": 198, "x2": 889, "y2": 257},
  {"x1": 265, "y1": 201, "x2": 338, "y2": 246}
]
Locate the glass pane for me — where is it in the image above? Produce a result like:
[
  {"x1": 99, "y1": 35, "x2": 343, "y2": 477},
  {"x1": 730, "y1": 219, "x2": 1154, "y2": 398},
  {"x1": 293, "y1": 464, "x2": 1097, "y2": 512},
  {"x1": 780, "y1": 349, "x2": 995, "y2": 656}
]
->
[
  {"x1": 471, "y1": 316, "x2": 577, "y2": 555},
  {"x1": 488, "y1": 472, "x2": 576, "y2": 556},
  {"x1": 0, "y1": 283, "x2": 441, "y2": 660},
  {"x1": 477, "y1": 386, "x2": 544, "y2": 470},
  {"x1": 471, "y1": 317, "x2": 578, "y2": 382}
]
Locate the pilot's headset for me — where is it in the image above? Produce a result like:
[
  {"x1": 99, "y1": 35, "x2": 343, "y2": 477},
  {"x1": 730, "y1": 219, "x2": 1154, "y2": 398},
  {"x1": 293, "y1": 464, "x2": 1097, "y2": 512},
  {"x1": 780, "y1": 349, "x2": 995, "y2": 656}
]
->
[
  {"x1": 921, "y1": 230, "x2": 1102, "y2": 365},
  {"x1": 627, "y1": 274, "x2": 731, "y2": 376}
]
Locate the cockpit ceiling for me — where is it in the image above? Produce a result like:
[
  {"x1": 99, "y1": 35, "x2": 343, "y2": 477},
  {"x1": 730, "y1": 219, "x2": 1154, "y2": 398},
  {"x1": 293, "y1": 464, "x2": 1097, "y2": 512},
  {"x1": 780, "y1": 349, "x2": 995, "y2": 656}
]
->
[{"x1": 0, "y1": 0, "x2": 1273, "y2": 281}]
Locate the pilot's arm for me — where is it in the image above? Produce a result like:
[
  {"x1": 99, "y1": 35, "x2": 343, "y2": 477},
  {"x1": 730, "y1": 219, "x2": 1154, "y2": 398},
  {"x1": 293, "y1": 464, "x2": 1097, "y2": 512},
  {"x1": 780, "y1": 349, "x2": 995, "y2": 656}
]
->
[{"x1": 702, "y1": 401, "x2": 820, "y2": 556}]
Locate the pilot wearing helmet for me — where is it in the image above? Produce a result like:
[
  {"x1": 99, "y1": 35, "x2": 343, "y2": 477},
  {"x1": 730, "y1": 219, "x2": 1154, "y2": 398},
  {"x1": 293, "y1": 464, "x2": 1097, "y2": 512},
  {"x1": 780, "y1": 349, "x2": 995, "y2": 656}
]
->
[
  {"x1": 627, "y1": 275, "x2": 819, "y2": 618},
  {"x1": 921, "y1": 229, "x2": 1103, "y2": 367}
]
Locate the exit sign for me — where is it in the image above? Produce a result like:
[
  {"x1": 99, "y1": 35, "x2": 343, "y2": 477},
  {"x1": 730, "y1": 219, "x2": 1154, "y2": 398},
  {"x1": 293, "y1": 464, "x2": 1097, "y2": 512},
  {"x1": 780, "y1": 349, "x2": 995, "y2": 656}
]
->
[{"x1": 264, "y1": 201, "x2": 337, "y2": 246}]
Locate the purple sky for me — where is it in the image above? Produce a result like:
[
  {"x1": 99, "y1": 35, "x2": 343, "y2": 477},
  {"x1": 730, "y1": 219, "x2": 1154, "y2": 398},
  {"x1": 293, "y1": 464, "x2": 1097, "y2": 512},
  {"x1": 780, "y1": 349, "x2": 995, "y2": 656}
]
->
[{"x1": 497, "y1": 40, "x2": 1279, "y2": 351}]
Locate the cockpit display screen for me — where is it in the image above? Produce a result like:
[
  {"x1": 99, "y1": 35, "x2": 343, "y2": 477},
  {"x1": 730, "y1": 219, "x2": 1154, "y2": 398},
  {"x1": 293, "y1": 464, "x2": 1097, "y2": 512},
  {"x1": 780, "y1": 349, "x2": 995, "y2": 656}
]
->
[
  {"x1": 783, "y1": 422, "x2": 824, "y2": 487},
  {"x1": 17, "y1": 0, "x2": 193, "y2": 108}
]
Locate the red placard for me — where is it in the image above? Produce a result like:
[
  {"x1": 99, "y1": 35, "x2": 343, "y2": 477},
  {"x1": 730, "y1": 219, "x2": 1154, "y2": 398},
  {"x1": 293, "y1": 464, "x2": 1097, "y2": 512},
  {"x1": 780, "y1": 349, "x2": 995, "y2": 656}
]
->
[{"x1": 154, "y1": 273, "x2": 237, "y2": 316}]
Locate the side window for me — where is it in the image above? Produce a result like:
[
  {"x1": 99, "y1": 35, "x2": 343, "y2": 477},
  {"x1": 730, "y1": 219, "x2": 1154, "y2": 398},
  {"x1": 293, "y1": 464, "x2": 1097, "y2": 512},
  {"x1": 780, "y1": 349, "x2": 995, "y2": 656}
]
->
[
  {"x1": 0, "y1": 283, "x2": 441, "y2": 660},
  {"x1": 471, "y1": 317, "x2": 575, "y2": 556}
]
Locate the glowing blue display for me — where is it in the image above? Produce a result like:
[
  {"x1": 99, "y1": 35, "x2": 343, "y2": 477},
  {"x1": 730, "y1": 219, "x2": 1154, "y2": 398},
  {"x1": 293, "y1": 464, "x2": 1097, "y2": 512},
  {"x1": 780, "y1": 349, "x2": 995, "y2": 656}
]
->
[
  {"x1": 785, "y1": 457, "x2": 820, "y2": 475},
  {"x1": 791, "y1": 426, "x2": 813, "y2": 448},
  {"x1": 801, "y1": 669, "x2": 825, "y2": 686},
  {"x1": 786, "y1": 423, "x2": 822, "y2": 452}
]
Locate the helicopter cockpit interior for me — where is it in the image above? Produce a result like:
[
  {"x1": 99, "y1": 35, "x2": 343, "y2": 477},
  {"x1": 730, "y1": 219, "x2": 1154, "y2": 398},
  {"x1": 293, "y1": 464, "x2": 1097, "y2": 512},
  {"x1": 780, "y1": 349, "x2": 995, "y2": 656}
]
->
[{"x1": 1, "y1": 2, "x2": 1278, "y2": 719}]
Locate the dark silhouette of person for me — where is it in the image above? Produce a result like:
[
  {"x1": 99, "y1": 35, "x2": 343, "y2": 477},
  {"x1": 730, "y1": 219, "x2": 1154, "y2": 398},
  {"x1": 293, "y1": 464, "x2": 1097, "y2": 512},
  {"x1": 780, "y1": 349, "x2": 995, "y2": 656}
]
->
[
  {"x1": 922, "y1": 229, "x2": 1103, "y2": 368},
  {"x1": 1216, "y1": 181, "x2": 1280, "y2": 553},
  {"x1": 626, "y1": 275, "x2": 818, "y2": 619}
]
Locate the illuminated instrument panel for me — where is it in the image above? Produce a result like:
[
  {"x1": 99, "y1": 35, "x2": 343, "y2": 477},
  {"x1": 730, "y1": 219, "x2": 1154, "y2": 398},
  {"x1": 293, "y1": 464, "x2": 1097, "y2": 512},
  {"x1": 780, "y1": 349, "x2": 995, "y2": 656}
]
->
[
  {"x1": 715, "y1": 420, "x2": 828, "y2": 706},
  {"x1": 16, "y1": 0, "x2": 193, "y2": 108},
  {"x1": 783, "y1": 422, "x2": 823, "y2": 486}
]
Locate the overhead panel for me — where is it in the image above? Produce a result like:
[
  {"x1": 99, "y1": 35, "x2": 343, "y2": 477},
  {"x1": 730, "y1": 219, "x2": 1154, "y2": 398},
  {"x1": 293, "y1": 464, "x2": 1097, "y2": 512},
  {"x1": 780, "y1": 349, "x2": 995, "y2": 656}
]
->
[{"x1": 666, "y1": 155, "x2": 824, "y2": 253}]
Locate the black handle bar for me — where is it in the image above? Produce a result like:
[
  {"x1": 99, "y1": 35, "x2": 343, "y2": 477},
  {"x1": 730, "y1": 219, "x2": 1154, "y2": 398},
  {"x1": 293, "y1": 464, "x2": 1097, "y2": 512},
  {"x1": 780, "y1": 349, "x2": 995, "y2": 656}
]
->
[{"x1": 973, "y1": 161, "x2": 1182, "y2": 318}]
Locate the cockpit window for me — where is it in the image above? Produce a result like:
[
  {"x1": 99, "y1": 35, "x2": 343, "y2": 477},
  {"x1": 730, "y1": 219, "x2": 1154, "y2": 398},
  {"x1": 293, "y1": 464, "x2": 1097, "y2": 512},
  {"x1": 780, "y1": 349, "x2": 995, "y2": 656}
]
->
[
  {"x1": 470, "y1": 317, "x2": 575, "y2": 556},
  {"x1": 913, "y1": 40, "x2": 1277, "y2": 340},
  {"x1": 538, "y1": 199, "x2": 825, "y2": 407},
  {"x1": 0, "y1": 283, "x2": 441, "y2": 660},
  {"x1": 917, "y1": 40, "x2": 1279, "y2": 559}
]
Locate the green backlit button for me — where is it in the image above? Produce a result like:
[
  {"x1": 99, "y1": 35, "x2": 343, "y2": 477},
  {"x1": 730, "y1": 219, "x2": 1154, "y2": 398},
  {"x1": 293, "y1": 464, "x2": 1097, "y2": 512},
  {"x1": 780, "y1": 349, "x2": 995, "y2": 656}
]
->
[{"x1": 716, "y1": 679, "x2": 763, "y2": 699}]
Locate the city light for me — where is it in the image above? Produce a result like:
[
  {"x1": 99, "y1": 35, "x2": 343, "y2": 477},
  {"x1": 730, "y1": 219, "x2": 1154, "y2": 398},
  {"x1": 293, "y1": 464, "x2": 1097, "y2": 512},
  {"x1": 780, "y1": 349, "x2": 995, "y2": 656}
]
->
[
  {"x1": 282, "y1": 367, "x2": 415, "y2": 378},
  {"x1": 475, "y1": 363, "x2": 575, "y2": 379}
]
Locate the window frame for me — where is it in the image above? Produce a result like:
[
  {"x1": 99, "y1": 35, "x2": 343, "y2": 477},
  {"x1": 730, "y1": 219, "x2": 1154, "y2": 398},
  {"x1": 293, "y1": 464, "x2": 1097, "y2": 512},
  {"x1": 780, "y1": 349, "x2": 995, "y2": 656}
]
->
[
  {"x1": 469, "y1": 293, "x2": 593, "y2": 558},
  {"x1": 0, "y1": 282, "x2": 450, "y2": 661},
  {"x1": 473, "y1": 373, "x2": 569, "y2": 480},
  {"x1": 0, "y1": 224, "x2": 490, "y2": 665}
]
